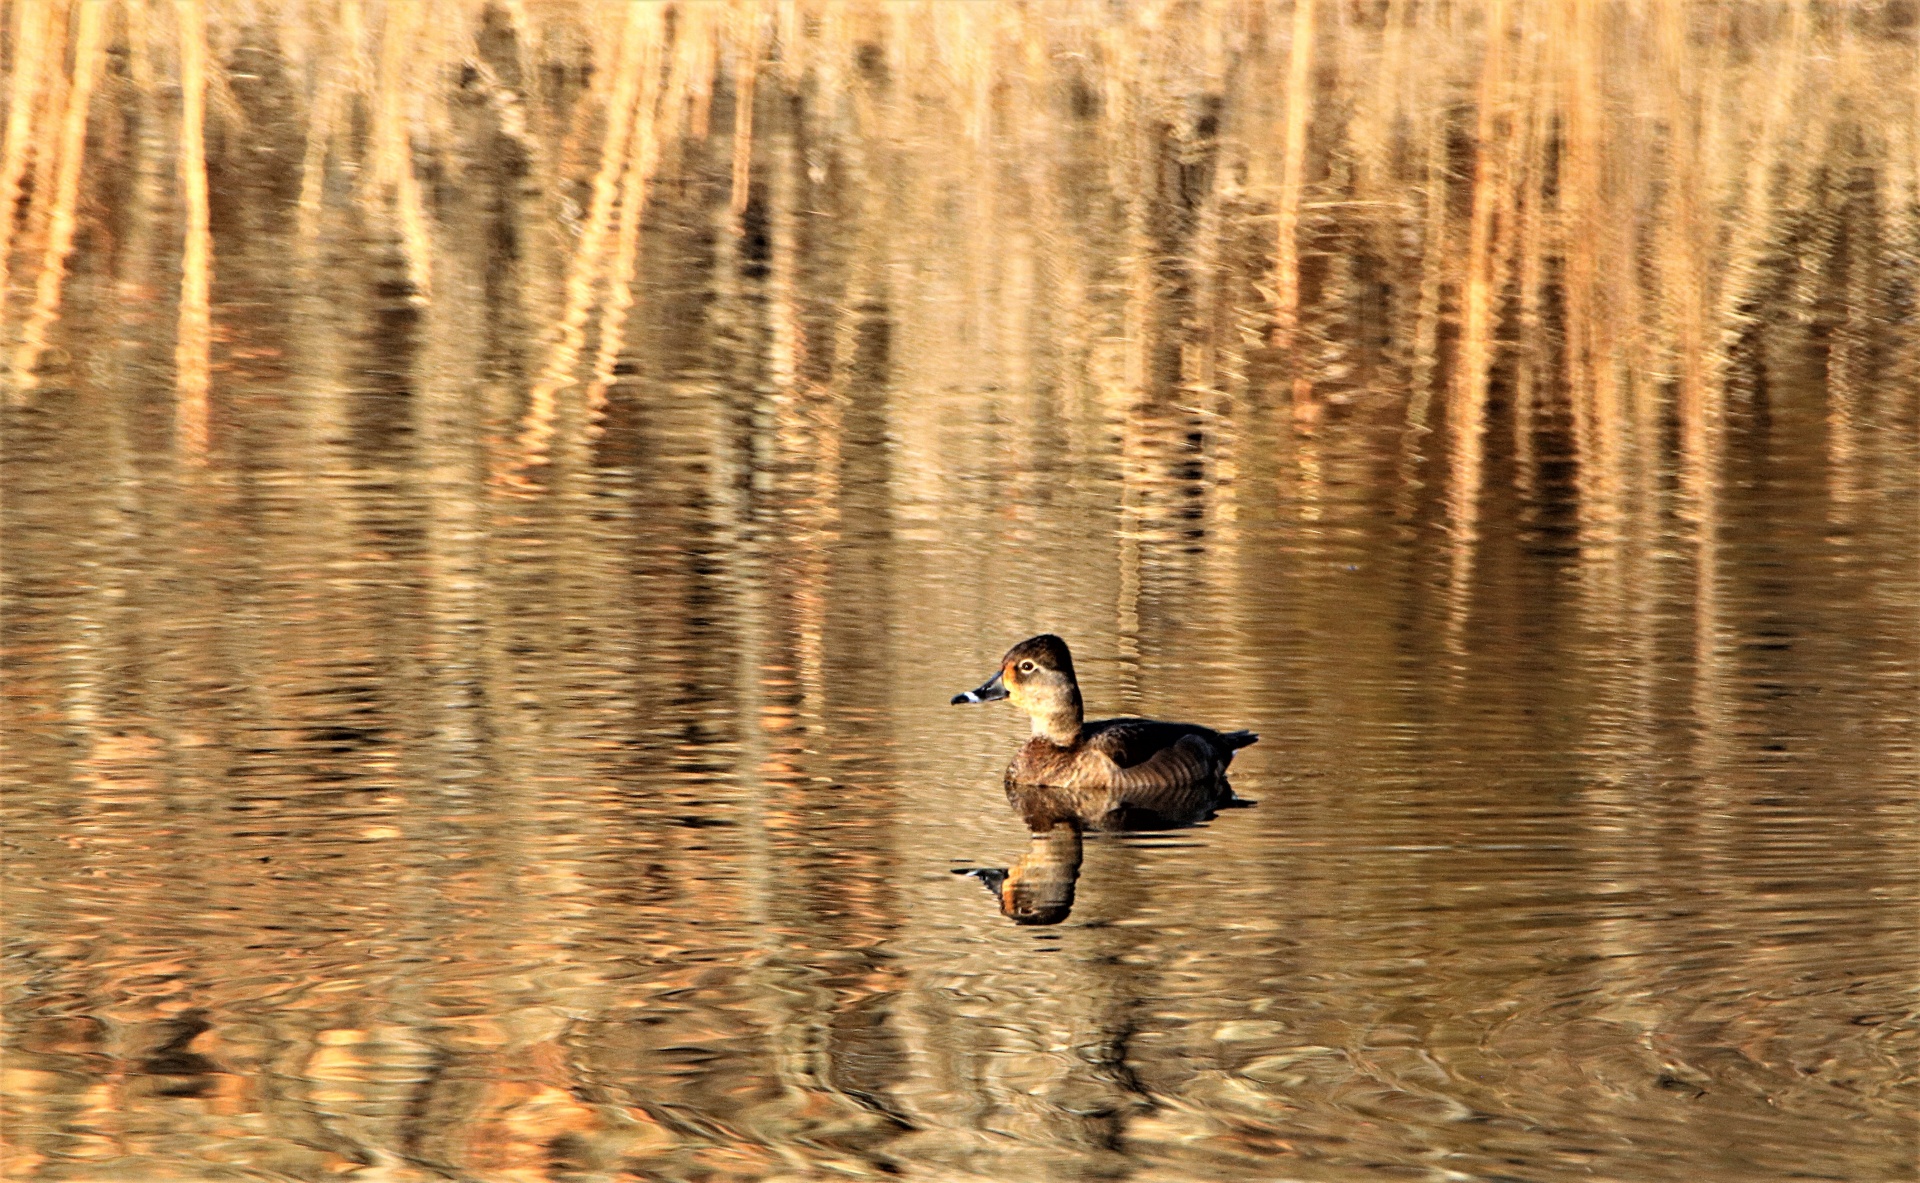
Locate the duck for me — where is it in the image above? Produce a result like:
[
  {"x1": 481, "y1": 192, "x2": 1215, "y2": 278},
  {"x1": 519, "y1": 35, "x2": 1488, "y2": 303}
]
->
[{"x1": 950, "y1": 634, "x2": 1258, "y2": 815}]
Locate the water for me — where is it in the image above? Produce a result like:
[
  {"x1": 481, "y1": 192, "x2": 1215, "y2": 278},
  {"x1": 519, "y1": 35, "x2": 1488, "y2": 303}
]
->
[{"x1": 4, "y1": 5, "x2": 1918, "y2": 1181}]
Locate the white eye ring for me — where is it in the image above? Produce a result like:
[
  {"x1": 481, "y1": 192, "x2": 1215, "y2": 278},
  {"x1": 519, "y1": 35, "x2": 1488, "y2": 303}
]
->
[{"x1": 1018, "y1": 660, "x2": 1037, "y2": 673}]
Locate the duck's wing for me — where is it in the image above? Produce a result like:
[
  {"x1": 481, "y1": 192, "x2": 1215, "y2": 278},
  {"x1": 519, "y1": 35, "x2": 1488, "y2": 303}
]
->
[
  {"x1": 1084, "y1": 718, "x2": 1252, "y2": 767},
  {"x1": 1081, "y1": 718, "x2": 1211, "y2": 767},
  {"x1": 1080, "y1": 721, "x2": 1233, "y2": 825}
]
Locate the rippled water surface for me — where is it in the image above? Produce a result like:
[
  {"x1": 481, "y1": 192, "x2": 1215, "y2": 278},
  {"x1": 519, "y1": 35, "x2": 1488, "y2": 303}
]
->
[{"x1": 4, "y1": 5, "x2": 1918, "y2": 1181}]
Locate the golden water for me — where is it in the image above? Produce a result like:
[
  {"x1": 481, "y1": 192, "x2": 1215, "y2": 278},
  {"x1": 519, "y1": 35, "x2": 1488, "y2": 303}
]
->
[{"x1": 3, "y1": 4, "x2": 1917, "y2": 1181}]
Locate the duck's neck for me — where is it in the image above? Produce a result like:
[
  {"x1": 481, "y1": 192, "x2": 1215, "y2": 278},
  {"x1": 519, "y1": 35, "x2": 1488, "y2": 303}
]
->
[{"x1": 1030, "y1": 693, "x2": 1083, "y2": 747}]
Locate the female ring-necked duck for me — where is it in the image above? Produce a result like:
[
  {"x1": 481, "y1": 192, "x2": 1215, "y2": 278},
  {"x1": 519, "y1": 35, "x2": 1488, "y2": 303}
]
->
[{"x1": 951, "y1": 634, "x2": 1257, "y2": 800}]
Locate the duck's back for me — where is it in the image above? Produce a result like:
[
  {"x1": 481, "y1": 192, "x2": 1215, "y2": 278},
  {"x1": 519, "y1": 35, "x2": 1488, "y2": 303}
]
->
[{"x1": 1081, "y1": 717, "x2": 1253, "y2": 772}]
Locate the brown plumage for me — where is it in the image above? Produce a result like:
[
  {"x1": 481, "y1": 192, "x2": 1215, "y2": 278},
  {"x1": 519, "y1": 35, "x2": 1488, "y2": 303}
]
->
[{"x1": 951, "y1": 634, "x2": 1258, "y2": 822}]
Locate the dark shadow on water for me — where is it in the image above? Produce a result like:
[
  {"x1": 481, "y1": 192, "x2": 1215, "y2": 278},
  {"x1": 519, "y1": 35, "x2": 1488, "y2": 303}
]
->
[{"x1": 956, "y1": 777, "x2": 1254, "y2": 926}]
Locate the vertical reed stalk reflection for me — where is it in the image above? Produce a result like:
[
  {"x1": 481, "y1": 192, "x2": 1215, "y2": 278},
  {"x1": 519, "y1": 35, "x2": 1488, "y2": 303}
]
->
[
  {"x1": 9, "y1": 0, "x2": 103, "y2": 400},
  {"x1": 582, "y1": 4, "x2": 680, "y2": 436},
  {"x1": 511, "y1": 3, "x2": 659, "y2": 475},
  {"x1": 0, "y1": 0, "x2": 53, "y2": 313},
  {"x1": 368, "y1": 0, "x2": 432, "y2": 298},
  {"x1": 174, "y1": 0, "x2": 212, "y2": 458},
  {"x1": 1446, "y1": 0, "x2": 1513, "y2": 654},
  {"x1": 1268, "y1": 0, "x2": 1314, "y2": 369}
]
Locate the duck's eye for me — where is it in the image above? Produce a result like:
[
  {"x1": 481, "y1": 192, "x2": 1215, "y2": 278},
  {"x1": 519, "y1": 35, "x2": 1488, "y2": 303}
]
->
[{"x1": 1018, "y1": 660, "x2": 1037, "y2": 674}]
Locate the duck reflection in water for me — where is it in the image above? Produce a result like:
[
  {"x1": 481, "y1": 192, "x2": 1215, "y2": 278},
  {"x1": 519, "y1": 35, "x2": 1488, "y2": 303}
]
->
[
  {"x1": 961, "y1": 823, "x2": 1085, "y2": 926},
  {"x1": 960, "y1": 781, "x2": 1251, "y2": 925},
  {"x1": 952, "y1": 635, "x2": 1257, "y2": 925}
]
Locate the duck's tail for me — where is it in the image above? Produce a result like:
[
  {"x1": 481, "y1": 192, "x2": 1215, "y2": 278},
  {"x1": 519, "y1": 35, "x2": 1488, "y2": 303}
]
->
[{"x1": 1219, "y1": 729, "x2": 1259, "y2": 751}]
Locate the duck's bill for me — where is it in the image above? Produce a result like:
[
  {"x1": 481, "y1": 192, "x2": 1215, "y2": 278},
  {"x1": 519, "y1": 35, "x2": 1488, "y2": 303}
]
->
[
  {"x1": 952, "y1": 866, "x2": 1009, "y2": 893},
  {"x1": 950, "y1": 669, "x2": 1008, "y2": 704}
]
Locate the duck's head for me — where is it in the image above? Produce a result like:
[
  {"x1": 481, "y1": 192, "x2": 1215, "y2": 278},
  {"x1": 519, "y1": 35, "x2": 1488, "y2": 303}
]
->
[{"x1": 951, "y1": 634, "x2": 1084, "y2": 745}]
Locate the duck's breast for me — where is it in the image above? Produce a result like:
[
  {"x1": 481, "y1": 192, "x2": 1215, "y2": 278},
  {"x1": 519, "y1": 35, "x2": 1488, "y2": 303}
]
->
[{"x1": 1007, "y1": 738, "x2": 1084, "y2": 787}]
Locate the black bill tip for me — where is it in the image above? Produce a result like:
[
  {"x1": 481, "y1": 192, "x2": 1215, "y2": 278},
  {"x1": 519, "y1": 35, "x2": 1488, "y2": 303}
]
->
[{"x1": 952, "y1": 670, "x2": 1009, "y2": 705}]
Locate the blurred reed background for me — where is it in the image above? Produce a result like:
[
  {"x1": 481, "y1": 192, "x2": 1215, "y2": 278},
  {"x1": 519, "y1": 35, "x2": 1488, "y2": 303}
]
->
[
  {"x1": 4, "y1": 0, "x2": 1916, "y2": 500},
  {"x1": 3, "y1": 3, "x2": 1917, "y2": 1181}
]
